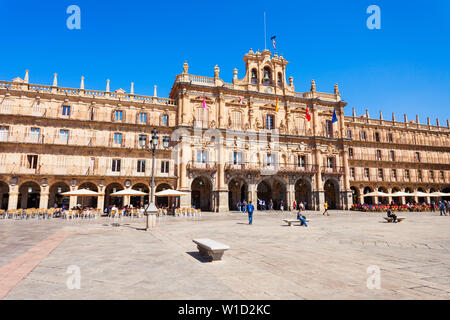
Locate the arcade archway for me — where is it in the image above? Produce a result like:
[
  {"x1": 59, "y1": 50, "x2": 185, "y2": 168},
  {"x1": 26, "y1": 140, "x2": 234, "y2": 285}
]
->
[
  {"x1": 228, "y1": 177, "x2": 248, "y2": 210},
  {"x1": 0, "y1": 181, "x2": 9, "y2": 210},
  {"x1": 257, "y1": 178, "x2": 286, "y2": 210},
  {"x1": 295, "y1": 179, "x2": 312, "y2": 209},
  {"x1": 363, "y1": 186, "x2": 374, "y2": 205},
  {"x1": 49, "y1": 182, "x2": 70, "y2": 208},
  {"x1": 104, "y1": 183, "x2": 123, "y2": 208},
  {"x1": 324, "y1": 179, "x2": 340, "y2": 209},
  {"x1": 131, "y1": 183, "x2": 149, "y2": 207},
  {"x1": 155, "y1": 183, "x2": 172, "y2": 208},
  {"x1": 78, "y1": 182, "x2": 98, "y2": 208},
  {"x1": 350, "y1": 186, "x2": 359, "y2": 205},
  {"x1": 18, "y1": 181, "x2": 40, "y2": 209},
  {"x1": 191, "y1": 177, "x2": 212, "y2": 211}
]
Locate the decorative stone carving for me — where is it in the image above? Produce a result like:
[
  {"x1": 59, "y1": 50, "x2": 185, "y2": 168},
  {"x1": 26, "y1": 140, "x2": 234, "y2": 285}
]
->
[{"x1": 183, "y1": 61, "x2": 189, "y2": 74}]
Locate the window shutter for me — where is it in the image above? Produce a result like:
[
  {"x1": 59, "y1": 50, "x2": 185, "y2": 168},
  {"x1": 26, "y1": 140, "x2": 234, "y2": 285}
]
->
[
  {"x1": 111, "y1": 110, "x2": 115, "y2": 122},
  {"x1": 121, "y1": 134, "x2": 126, "y2": 147}
]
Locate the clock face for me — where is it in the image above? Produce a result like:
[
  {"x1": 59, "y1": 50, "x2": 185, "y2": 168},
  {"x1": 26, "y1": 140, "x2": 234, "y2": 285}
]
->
[{"x1": 266, "y1": 87, "x2": 272, "y2": 94}]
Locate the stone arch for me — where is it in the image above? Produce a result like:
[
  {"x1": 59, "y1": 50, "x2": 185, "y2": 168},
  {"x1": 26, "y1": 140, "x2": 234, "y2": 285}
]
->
[
  {"x1": 324, "y1": 179, "x2": 340, "y2": 209},
  {"x1": 191, "y1": 176, "x2": 213, "y2": 211},
  {"x1": 256, "y1": 176, "x2": 287, "y2": 210},
  {"x1": 378, "y1": 186, "x2": 389, "y2": 204},
  {"x1": 155, "y1": 183, "x2": 172, "y2": 208},
  {"x1": 48, "y1": 182, "x2": 70, "y2": 208},
  {"x1": 0, "y1": 180, "x2": 9, "y2": 210},
  {"x1": 131, "y1": 183, "x2": 149, "y2": 207},
  {"x1": 77, "y1": 182, "x2": 99, "y2": 208},
  {"x1": 294, "y1": 178, "x2": 313, "y2": 210},
  {"x1": 363, "y1": 186, "x2": 374, "y2": 205},
  {"x1": 443, "y1": 187, "x2": 450, "y2": 201},
  {"x1": 104, "y1": 182, "x2": 124, "y2": 208},
  {"x1": 18, "y1": 180, "x2": 40, "y2": 209},
  {"x1": 350, "y1": 186, "x2": 359, "y2": 205},
  {"x1": 404, "y1": 187, "x2": 414, "y2": 203},
  {"x1": 391, "y1": 187, "x2": 401, "y2": 204},
  {"x1": 228, "y1": 176, "x2": 248, "y2": 210},
  {"x1": 417, "y1": 187, "x2": 427, "y2": 204}
]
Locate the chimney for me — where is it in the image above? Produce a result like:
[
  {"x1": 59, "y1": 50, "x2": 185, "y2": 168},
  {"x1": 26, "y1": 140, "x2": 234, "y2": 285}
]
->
[
  {"x1": 366, "y1": 109, "x2": 369, "y2": 118},
  {"x1": 392, "y1": 112, "x2": 396, "y2": 122},
  {"x1": 436, "y1": 118, "x2": 440, "y2": 127},
  {"x1": 106, "y1": 79, "x2": 110, "y2": 92},
  {"x1": 447, "y1": 119, "x2": 449, "y2": 128},
  {"x1": 427, "y1": 117, "x2": 431, "y2": 126},
  {"x1": 379, "y1": 110, "x2": 383, "y2": 120},
  {"x1": 80, "y1": 76, "x2": 84, "y2": 90},
  {"x1": 24, "y1": 70, "x2": 29, "y2": 83},
  {"x1": 352, "y1": 107, "x2": 356, "y2": 118},
  {"x1": 52, "y1": 73, "x2": 58, "y2": 87},
  {"x1": 130, "y1": 82, "x2": 134, "y2": 95},
  {"x1": 153, "y1": 85, "x2": 157, "y2": 97},
  {"x1": 404, "y1": 114, "x2": 407, "y2": 123},
  {"x1": 416, "y1": 114, "x2": 419, "y2": 124}
]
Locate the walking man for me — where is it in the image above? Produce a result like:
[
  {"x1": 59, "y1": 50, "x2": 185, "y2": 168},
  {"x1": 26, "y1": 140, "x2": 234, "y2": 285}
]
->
[
  {"x1": 323, "y1": 201, "x2": 329, "y2": 216},
  {"x1": 247, "y1": 201, "x2": 254, "y2": 225}
]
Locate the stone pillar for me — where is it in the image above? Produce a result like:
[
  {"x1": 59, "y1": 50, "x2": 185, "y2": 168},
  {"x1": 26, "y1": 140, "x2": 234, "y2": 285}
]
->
[
  {"x1": 39, "y1": 190, "x2": 49, "y2": 209},
  {"x1": 8, "y1": 191, "x2": 18, "y2": 210},
  {"x1": 216, "y1": 190, "x2": 229, "y2": 213},
  {"x1": 358, "y1": 187, "x2": 364, "y2": 205},
  {"x1": 97, "y1": 193, "x2": 105, "y2": 212},
  {"x1": 287, "y1": 183, "x2": 295, "y2": 211},
  {"x1": 180, "y1": 190, "x2": 191, "y2": 208},
  {"x1": 123, "y1": 195, "x2": 130, "y2": 206},
  {"x1": 314, "y1": 148, "x2": 324, "y2": 211},
  {"x1": 69, "y1": 196, "x2": 77, "y2": 209}
]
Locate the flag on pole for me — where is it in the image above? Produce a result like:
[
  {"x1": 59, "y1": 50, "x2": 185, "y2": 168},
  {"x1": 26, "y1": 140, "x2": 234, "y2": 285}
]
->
[
  {"x1": 239, "y1": 97, "x2": 242, "y2": 106},
  {"x1": 275, "y1": 97, "x2": 279, "y2": 112},
  {"x1": 202, "y1": 95, "x2": 208, "y2": 110},
  {"x1": 331, "y1": 108, "x2": 338, "y2": 124},
  {"x1": 271, "y1": 36, "x2": 276, "y2": 50},
  {"x1": 305, "y1": 106, "x2": 311, "y2": 122}
]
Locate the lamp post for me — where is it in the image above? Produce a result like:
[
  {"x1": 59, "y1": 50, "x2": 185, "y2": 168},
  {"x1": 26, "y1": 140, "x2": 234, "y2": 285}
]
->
[{"x1": 143, "y1": 128, "x2": 159, "y2": 231}]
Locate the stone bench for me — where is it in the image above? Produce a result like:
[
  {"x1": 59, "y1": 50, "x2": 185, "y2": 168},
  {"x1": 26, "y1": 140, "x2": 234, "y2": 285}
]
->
[
  {"x1": 192, "y1": 238, "x2": 230, "y2": 261},
  {"x1": 383, "y1": 217, "x2": 406, "y2": 223},
  {"x1": 283, "y1": 219, "x2": 309, "y2": 226}
]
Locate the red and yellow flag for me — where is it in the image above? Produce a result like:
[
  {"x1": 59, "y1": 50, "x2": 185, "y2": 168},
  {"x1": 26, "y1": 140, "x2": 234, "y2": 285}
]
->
[{"x1": 275, "y1": 97, "x2": 279, "y2": 112}]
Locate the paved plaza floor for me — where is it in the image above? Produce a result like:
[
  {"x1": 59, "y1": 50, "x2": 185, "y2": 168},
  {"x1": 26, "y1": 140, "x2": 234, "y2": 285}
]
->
[{"x1": 1, "y1": 210, "x2": 450, "y2": 300}]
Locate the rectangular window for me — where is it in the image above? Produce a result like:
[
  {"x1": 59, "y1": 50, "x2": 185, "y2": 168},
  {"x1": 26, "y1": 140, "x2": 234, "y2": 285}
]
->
[
  {"x1": 30, "y1": 127, "x2": 40, "y2": 140},
  {"x1": 440, "y1": 171, "x2": 444, "y2": 180},
  {"x1": 378, "y1": 168, "x2": 383, "y2": 179},
  {"x1": 233, "y1": 152, "x2": 243, "y2": 165},
  {"x1": 415, "y1": 152, "x2": 421, "y2": 162},
  {"x1": 348, "y1": 148, "x2": 354, "y2": 158},
  {"x1": 196, "y1": 151, "x2": 207, "y2": 163},
  {"x1": 27, "y1": 155, "x2": 38, "y2": 169},
  {"x1": 430, "y1": 170, "x2": 434, "y2": 179},
  {"x1": 347, "y1": 130, "x2": 352, "y2": 139},
  {"x1": 388, "y1": 133, "x2": 393, "y2": 143},
  {"x1": 114, "y1": 133, "x2": 122, "y2": 145},
  {"x1": 298, "y1": 155, "x2": 306, "y2": 167},
  {"x1": 138, "y1": 134, "x2": 147, "y2": 148},
  {"x1": 326, "y1": 157, "x2": 334, "y2": 168},
  {"x1": 62, "y1": 105, "x2": 71, "y2": 116},
  {"x1": 161, "y1": 161, "x2": 169, "y2": 173},
  {"x1": 0, "y1": 126, "x2": 9, "y2": 141},
  {"x1": 350, "y1": 167, "x2": 355, "y2": 178},
  {"x1": 405, "y1": 169, "x2": 410, "y2": 179},
  {"x1": 325, "y1": 120, "x2": 333, "y2": 137},
  {"x1": 364, "y1": 168, "x2": 370, "y2": 178},
  {"x1": 375, "y1": 132, "x2": 380, "y2": 142},
  {"x1": 60, "y1": 129, "x2": 69, "y2": 142},
  {"x1": 376, "y1": 150, "x2": 382, "y2": 161},
  {"x1": 137, "y1": 160, "x2": 146, "y2": 173},
  {"x1": 390, "y1": 151, "x2": 395, "y2": 161},
  {"x1": 266, "y1": 115, "x2": 274, "y2": 130},
  {"x1": 361, "y1": 131, "x2": 367, "y2": 140},
  {"x1": 139, "y1": 113, "x2": 147, "y2": 124},
  {"x1": 418, "y1": 170, "x2": 422, "y2": 179},
  {"x1": 112, "y1": 159, "x2": 121, "y2": 172},
  {"x1": 162, "y1": 114, "x2": 169, "y2": 126},
  {"x1": 115, "y1": 110, "x2": 123, "y2": 121},
  {"x1": 266, "y1": 153, "x2": 275, "y2": 166},
  {"x1": 392, "y1": 169, "x2": 397, "y2": 179}
]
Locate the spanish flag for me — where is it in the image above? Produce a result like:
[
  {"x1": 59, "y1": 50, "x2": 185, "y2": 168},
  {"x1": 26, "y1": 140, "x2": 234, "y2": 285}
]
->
[{"x1": 275, "y1": 97, "x2": 279, "y2": 112}]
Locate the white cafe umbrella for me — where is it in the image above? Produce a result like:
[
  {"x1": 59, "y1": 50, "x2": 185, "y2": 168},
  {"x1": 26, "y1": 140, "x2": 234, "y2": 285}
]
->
[
  {"x1": 412, "y1": 191, "x2": 432, "y2": 197},
  {"x1": 155, "y1": 189, "x2": 189, "y2": 197},
  {"x1": 363, "y1": 191, "x2": 390, "y2": 197},
  {"x1": 390, "y1": 192, "x2": 413, "y2": 197},
  {"x1": 430, "y1": 192, "x2": 450, "y2": 197},
  {"x1": 61, "y1": 188, "x2": 102, "y2": 208},
  {"x1": 110, "y1": 189, "x2": 148, "y2": 196}
]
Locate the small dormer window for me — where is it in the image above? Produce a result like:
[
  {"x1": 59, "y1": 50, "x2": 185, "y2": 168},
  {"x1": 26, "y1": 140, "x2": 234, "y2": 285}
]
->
[
  {"x1": 251, "y1": 69, "x2": 258, "y2": 84},
  {"x1": 263, "y1": 66, "x2": 272, "y2": 85}
]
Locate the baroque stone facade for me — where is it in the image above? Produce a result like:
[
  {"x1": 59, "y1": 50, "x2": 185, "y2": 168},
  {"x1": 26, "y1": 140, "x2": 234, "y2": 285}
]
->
[{"x1": 0, "y1": 49, "x2": 449, "y2": 212}]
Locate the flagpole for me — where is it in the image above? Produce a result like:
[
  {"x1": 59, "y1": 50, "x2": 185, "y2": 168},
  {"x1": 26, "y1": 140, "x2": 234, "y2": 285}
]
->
[{"x1": 264, "y1": 11, "x2": 267, "y2": 50}]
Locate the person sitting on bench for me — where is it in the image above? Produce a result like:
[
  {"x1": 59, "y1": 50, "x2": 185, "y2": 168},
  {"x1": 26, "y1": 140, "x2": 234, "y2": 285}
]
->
[
  {"x1": 387, "y1": 207, "x2": 397, "y2": 223},
  {"x1": 297, "y1": 210, "x2": 308, "y2": 227}
]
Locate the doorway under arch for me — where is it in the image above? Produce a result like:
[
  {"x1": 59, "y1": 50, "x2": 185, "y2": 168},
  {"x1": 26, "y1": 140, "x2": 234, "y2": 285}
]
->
[
  {"x1": 191, "y1": 177, "x2": 212, "y2": 211},
  {"x1": 257, "y1": 178, "x2": 286, "y2": 210},
  {"x1": 378, "y1": 187, "x2": 389, "y2": 204},
  {"x1": 0, "y1": 181, "x2": 9, "y2": 210},
  {"x1": 18, "y1": 181, "x2": 41, "y2": 209},
  {"x1": 131, "y1": 183, "x2": 149, "y2": 207},
  {"x1": 155, "y1": 183, "x2": 172, "y2": 208},
  {"x1": 391, "y1": 187, "x2": 401, "y2": 204},
  {"x1": 324, "y1": 179, "x2": 340, "y2": 209},
  {"x1": 104, "y1": 183, "x2": 123, "y2": 208},
  {"x1": 77, "y1": 182, "x2": 99, "y2": 208},
  {"x1": 228, "y1": 177, "x2": 248, "y2": 210},
  {"x1": 295, "y1": 179, "x2": 312, "y2": 209},
  {"x1": 350, "y1": 186, "x2": 359, "y2": 205},
  {"x1": 363, "y1": 186, "x2": 374, "y2": 205},
  {"x1": 49, "y1": 182, "x2": 70, "y2": 208}
]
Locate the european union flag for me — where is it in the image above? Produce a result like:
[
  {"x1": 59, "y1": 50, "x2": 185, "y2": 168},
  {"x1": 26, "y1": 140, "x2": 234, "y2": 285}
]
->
[{"x1": 331, "y1": 108, "x2": 338, "y2": 124}]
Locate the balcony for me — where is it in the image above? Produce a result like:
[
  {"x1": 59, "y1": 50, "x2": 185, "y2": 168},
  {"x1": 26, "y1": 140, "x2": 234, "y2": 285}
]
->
[
  {"x1": 321, "y1": 166, "x2": 345, "y2": 175},
  {"x1": 348, "y1": 154, "x2": 448, "y2": 165},
  {"x1": 187, "y1": 161, "x2": 217, "y2": 173}
]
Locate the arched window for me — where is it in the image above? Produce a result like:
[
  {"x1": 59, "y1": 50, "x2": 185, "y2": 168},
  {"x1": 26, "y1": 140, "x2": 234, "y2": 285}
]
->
[
  {"x1": 277, "y1": 72, "x2": 283, "y2": 87},
  {"x1": 251, "y1": 69, "x2": 258, "y2": 84},
  {"x1": 263, "y1": 66, "x2": 272, "y2": 85}
]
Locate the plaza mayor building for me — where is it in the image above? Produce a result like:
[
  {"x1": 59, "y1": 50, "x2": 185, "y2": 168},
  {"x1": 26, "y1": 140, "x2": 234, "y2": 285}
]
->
[{"x1": 0, "y1": 49, "x2": 449, "y2": 212}]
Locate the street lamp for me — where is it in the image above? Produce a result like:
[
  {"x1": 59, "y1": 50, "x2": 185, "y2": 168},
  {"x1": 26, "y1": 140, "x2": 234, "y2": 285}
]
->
[{"x1": 142, "y1": 128, "x2": 159, "y2": 230}]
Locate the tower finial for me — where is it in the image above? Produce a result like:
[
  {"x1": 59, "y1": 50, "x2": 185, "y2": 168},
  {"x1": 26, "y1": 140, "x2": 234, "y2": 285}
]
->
[
  {"x1": 52, "y1": 73, "x2": 58, "y2": 87},
  {"x1": 130, "y1": 82, "x2": 134, "y2": 95},
  {"x1": 24, "y1": 70, "x2": 29, "y2": 83},
  {"x1": 80, "y1": 76, "x2": 84, "y2": 90},
  {"x1": 311, "y1": 80, "x2": 316, "y2": 92},
  {"x1": 334, "y1": 83, "x2": 340, "y2": 95},
  {"x1": 183, "y1": 61, "x2": 189, "y2": 74},
  {"x1": 106, "y1": 79, "x2": 110, "y2": 92}
]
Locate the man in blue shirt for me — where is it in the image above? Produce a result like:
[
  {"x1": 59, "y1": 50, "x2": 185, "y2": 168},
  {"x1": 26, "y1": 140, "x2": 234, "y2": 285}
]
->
[{"x1": 247, "y1": 201, "x2": 254, "y2": 225}]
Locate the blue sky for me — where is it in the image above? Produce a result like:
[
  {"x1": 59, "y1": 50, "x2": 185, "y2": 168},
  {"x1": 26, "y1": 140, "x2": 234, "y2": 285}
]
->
[{"x1": 0, "y1": 0, "x2": 449, "y2": 122}]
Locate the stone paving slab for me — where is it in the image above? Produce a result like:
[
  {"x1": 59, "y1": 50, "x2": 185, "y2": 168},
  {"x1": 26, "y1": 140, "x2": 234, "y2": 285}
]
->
[{"x1": 1, "y1": 211, "x2": 450, "y2": 299}]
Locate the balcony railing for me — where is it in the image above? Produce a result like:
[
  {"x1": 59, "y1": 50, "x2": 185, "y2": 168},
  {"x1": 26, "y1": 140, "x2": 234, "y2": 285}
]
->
[
  {"x1": 350, "y1": 175, "x2": 447, "y2": 184},
  {"x1": 186, "y1": 161, "x2": 217, "y2": 172},
  {"x1": 321, "y1": 166, "x2": 345, "y2": 175},
  {"x1": 348, "y1": 154, "x2": 449, "y2": 165}
]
